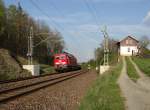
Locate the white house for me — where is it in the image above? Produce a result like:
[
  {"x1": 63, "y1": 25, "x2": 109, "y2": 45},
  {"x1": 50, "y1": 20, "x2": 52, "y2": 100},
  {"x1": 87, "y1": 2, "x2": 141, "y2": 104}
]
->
[{"x1": 118, "y1": 36, "x2": 139, "y2": 56}]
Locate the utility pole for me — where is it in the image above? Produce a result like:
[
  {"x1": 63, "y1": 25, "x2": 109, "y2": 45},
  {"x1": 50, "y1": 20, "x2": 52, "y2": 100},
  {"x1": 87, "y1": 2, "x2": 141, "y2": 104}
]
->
[
  {"x1": 101, "y1": 26, "x2": 109, "y2": 66},
  {"x1": 27, "y1": 27, "x2": 34, "y2": 65},
  {"x1": 99, "y1": 26, "x2": 110, "y2": 74}
]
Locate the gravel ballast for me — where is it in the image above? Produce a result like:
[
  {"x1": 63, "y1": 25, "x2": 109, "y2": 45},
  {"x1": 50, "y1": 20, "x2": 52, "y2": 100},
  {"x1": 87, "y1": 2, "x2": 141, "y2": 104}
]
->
[{"x1": 0, "y1": 70, "x2": 97, "y2": 110}]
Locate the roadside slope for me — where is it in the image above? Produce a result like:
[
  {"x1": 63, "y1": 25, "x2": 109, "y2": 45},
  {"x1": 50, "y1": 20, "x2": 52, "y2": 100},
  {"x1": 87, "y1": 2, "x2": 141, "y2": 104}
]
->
[
  {"x1": 0, "y1": 49, "x2": 31, "y2": 80},
  {"x1": 79, "y1": 59, "x2": 124, "y2": 110}
]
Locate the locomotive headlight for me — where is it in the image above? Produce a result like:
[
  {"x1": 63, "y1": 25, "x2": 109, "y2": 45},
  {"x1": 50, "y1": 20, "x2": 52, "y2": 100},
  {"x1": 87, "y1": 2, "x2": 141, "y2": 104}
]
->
[
  {"x1": 55, "y1": 62, "x2": 60, "y2": 65},
  {"x1": 62, "y1": 62, "x2": 67, "y2": 64}
]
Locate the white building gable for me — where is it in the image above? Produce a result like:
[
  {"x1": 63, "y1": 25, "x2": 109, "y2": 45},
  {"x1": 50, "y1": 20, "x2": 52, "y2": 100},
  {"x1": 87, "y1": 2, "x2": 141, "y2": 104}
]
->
[{"x1": 118, "y1": 36, "x2": 139, "y2": 56}]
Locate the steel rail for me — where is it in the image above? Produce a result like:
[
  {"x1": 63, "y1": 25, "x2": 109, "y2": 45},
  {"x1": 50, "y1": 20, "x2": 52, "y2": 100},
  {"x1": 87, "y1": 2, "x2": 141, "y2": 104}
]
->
[
  {"x1": 0, "y1": 70, "x2": 88, "y2": 103},
  {"x1": 0, "y1": 72, "x2": 59, "y2": 84},
  {"x1": 0, "y1": 70, "x2": 84, "y2": 93}
]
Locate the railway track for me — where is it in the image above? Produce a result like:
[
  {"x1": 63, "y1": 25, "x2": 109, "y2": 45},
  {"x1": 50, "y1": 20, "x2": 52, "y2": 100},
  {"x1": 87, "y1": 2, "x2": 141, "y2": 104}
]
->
[
  {"x1": 0, "y1": 70, "x2": 88, "y2": 103},
  {"x1": 0, "y1": 72, "x2": 59, "y2": 84}
]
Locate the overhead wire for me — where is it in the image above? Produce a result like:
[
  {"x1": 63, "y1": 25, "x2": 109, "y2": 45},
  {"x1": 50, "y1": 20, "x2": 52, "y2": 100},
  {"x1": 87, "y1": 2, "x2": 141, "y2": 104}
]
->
[
  {"x1": 88, "y1": 0, "x2": 100, "y2": 25},
  {"x1": 48, "y1": 0, "x2": 65, "y2": 18},
  {"x1": 48, "y1": 0, "x2": 100, "y2": 43},
  {"x1": 47, "y1": 0, "x2": 86, "y2": 53},
  {"x1": 82, "y1": 0, "x2": 105, "y2": 45},
  {"x1": 82, "y1": 0, "x2": 100, "y2": 30},
  {"x1": 88, "y1": 0, "x2": 109, "y2": 35},
  {"x1": 47, "y1": 0, "x2": 101, "y2": 58},
  {"x1": 30, "y1": 0, "x2": 82, "y2": 52},
  {"x1": 28, "y1": 0, "x2": 101, "y2": 61},
  {"x1": 30, "y1": 0, "x2": 100, "y2": 50},
  {"x1": 30, "y1": 0, "x2": 64, "y2": 32}
]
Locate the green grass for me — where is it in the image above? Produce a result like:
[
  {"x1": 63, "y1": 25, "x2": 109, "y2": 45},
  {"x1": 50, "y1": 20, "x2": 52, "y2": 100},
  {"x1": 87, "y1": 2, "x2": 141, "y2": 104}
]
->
[
  {"x1": 79, "y1": 60, "x2": 124, "y2": 110},
  {"x1": 132, "y1": 57, "x2": 150, "y2": 76},
  {"x1": 40, "y1": 64, "x2": 55, "y2": 74},
  {"x1": 126, "y1": 57, "x2": 139, "y2": 82},
  {"x1": 109, "y1": 52, "x2": 119, "y2": 65}
]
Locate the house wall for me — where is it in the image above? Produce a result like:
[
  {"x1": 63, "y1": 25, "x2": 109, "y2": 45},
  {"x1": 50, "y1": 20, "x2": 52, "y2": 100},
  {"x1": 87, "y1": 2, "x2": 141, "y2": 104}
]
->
[{"x1": 120, "y1": 46, "x2": 138, "y2": 56}]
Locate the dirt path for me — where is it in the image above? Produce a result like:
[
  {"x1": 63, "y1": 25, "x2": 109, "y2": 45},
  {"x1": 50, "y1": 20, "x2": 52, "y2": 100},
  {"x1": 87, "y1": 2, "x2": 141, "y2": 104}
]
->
[
  {"x1": 118, "y1": 57, "x2": 150, "y2": 110},
  {"x1": 129, "y1": 57, "x2": 150, "y2": 91}
]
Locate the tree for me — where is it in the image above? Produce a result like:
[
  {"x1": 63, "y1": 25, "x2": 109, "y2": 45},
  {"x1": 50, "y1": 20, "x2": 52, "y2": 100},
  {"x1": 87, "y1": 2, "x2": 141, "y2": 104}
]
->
[
  {"x1": 139, "y1": 36, "x2": 150, "y2": 57},
  {"x1": 0, "y1": 0, "x2": 6, "y2": 46},
  {"x1": 0, "y1": 0, "x2": 65, "y2": 64},
  {"x1": 94, "y1": 38, "x2": 118, "y2": 65},
  {"x1": 139, "y1": 36, "x2": 150, "y2": 49}
]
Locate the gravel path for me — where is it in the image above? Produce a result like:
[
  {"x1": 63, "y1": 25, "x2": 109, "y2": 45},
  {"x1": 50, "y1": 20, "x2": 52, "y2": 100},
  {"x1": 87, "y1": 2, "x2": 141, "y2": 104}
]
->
[
  {"x1": 0, "y1": 70, "x2": 97, "y2": 110},
  {"x1": 118, "y1": 57, "x2": 150, "y2": 110}
]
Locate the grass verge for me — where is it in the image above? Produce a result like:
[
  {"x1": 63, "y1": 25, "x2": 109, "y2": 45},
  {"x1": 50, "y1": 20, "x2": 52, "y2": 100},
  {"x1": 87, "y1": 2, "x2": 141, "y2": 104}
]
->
[
  {"x1": 79, "y1": 59, "x2": 124, "y2": 110},
  {"x1": 40, "y1": 64, "x2": 55, "y2": 74},
  {"x1": 132, "y1": 57, "x2": 150, "y2": 76},
  {"x1": 126, "y1": 57, "x2": 139, "y2": 82}
]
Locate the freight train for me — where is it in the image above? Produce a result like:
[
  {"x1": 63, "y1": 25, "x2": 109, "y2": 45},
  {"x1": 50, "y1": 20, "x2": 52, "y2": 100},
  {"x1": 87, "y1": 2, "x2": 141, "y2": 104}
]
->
[{"x1": 54, "y1": 52, "x2": 81, "y2": 72}]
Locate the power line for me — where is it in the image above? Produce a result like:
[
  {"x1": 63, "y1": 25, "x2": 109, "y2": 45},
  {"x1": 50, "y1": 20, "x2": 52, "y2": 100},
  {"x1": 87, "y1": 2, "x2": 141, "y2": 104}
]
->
[
  {"x1": 47, "y1": 1, "x2": 93, "y2": 46},
  {"x1": 30, "y1": 0, "x2": 64, "y2": 32},
  {"x1": 48, "y1": 0, "x2": 100, "y2": 43},
  {"x1": 90, "y1": 0, "x2": 100, "y2": 24},
  {"x1": 48, "y1": 0, "x2": 65, "y2": 18},
  {"x1": 30, "y1": 0, "x2": 80, "y2": 51},
  {"x1": 30, "y1": 0, "x2": 100, "y2": 50},
  {"x1": 83, "y1": 0, "x2": 100, "y2": 27}
]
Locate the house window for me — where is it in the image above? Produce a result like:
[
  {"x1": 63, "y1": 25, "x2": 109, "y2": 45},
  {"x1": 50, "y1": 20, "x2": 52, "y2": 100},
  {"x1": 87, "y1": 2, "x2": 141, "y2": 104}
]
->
[{"x1": 128, "y1": 48, "x2": 130, "y2": 52}]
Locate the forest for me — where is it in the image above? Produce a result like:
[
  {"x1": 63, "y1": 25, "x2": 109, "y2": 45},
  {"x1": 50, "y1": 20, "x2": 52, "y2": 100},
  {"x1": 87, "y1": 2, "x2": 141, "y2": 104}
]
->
[{"x1": 0, "y1": 0, "x2": 65, "y2": 64}]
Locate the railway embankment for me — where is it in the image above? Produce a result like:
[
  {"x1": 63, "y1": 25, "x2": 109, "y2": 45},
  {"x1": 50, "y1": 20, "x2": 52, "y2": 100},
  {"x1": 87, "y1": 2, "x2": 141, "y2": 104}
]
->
[
  {"x1": 0, "y1": 70, "x2": 97, "y2": 110},
  {"x1": 0, "y1": 49, "x2": 31, "y2": 80}
]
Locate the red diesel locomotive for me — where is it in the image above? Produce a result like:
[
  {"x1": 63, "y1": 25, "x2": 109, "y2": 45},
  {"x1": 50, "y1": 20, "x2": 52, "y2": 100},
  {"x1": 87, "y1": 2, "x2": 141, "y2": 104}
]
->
[{"x1": 54, "y1": 52, "x2": 81, "y2": 72}]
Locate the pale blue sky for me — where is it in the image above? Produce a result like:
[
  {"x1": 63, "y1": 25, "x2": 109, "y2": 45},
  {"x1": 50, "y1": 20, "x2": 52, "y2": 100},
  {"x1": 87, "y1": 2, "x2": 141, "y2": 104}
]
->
[{"x1": 4, "y1": 0, "x2": 150, "y2": 62}]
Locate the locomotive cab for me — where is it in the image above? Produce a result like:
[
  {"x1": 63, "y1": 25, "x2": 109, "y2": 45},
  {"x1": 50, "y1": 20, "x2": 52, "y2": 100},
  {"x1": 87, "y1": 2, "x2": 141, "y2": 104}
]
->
[
  {"x1": 54, "y1": 52, "x2": 80, "y2": 72},
  {"x1": 54, "y1": 54, "x2": 68, "y2": 71}
]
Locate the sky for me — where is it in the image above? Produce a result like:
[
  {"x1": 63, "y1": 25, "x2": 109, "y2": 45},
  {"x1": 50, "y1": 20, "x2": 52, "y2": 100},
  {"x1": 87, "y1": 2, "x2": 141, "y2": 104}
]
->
[{"x1": 4, "y1": 0, "x2": 150, "y2": 62}]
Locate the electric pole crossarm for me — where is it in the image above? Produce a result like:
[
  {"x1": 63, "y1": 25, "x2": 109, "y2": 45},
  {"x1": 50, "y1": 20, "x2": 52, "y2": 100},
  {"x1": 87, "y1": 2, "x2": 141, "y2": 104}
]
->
[{"x1": 33, "y1": 37, "x2": 50, "y2": 47}]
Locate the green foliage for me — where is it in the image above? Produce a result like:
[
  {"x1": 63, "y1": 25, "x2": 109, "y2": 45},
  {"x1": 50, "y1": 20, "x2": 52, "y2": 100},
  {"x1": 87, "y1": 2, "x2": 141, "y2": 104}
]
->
[
  {"x1": 139, "y1": 48, "x2": 150, "y2": 58},
  {"x1": 0, "y1": 0, "x2": 5, "y2": 18},
  {"x1": 109, "y1": 52, "x2": 118, "y2": 65},
  {"x1": 143, "y1": 49, "x2": 150, "y2": 55},
  {"x1": 0, "y1": 49, "x2": 32, "y2": 80},
  {"x1": 95, "y1": 39, "x2": 119, "y2": 66},
  {"x1": 95, "y1": 47, "x2": 104, "y2": 65},
  {"x1": 81, "y1": 63, "x2": 88, "y2": 69},
  {"x1": 88, "y1": 59, "x2": 96, "y2": 69},
  {"x1": 0, "y1": 0, "x2": 6, "y2": 35},
  {"x1": 139, "y1": 36, "x2": 150, "y2": 49},
  {"x1": 79, "y1": 60, "x2": 124, "y2": 110},
  {"x1": 0, "y1": 1, "x2": 64, "y2": 64},
  {"x1": 126, "y1": 57, "x2": 139, "y2": 82},
  {"x1": 132, "y1": 57, "x2": 150, "y2": 76},
  {"x1": 0, "y1": 66, "x2": 31, "y2": 80},
  {"x1": 40, "y1": 64, "x2": 55, "y2": 75}
]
